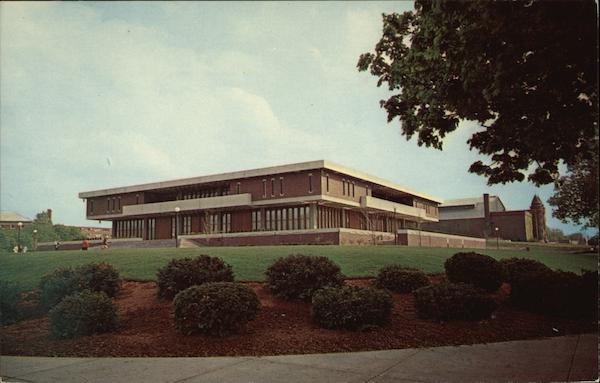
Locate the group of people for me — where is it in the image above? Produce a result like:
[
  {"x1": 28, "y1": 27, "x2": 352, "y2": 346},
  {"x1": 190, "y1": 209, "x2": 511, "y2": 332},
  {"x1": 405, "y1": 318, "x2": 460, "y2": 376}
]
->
[{"x1": 79, "y1": 236, "x2": 111, "y2": 251}]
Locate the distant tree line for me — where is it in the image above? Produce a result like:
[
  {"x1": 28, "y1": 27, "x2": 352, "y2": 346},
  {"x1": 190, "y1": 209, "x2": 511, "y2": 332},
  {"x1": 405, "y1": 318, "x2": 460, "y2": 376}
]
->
[{"x1": 0, "y1": 211, "x2": 84, "y2": 252}]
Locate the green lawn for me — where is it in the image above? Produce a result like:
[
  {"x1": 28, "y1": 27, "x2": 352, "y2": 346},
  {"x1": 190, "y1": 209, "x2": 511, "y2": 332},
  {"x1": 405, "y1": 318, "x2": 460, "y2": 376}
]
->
[{"x1": 0, "y1": 245, "x2": 596, "y2": 292}]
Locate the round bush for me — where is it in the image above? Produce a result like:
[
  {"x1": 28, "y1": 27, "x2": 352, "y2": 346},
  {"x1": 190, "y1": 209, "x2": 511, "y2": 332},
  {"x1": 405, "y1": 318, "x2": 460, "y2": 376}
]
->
[
  {"x1": 75, "y1": 263, "x2": 121, "y2": 298},
  {"x1": 173, "y1": 282, "x2": 261, "y2": 336},
  {"x1": 39, "y1": 263, "x2": 122, "y2": 312},
  {"x1": 510, "y1": 269, "x2": 597, "y2": 318},
  {"x1": 499, "y1": 258, "x2": 551, "y2": 284},
  {"x1": 157, "y1": 256, "x2": 234, "y2": 299},
  {"x1": 311, "y1": 286, "x2": 393, "y2": 330},
  {"x1": 444, "y1": 252, "x2": 503, "y2": 292},
  {"x1": 0, "y1": 280, "x2": 20, "y2": 325},
  {"x1": 49, "y1": 290, "x2": 118, "y2": 339},
  {"x1": 39, "y1": 267, "x2": 79, "y2": 312},
  {"x1": 266, "y1": 254, "x2": 345, "y2": 300},
  {"x1": 375, "y1": 265, "x2": 430, "y2": 293},
  {"x1": 413, "y1": 282, "x2": 498, "y2": 321}
]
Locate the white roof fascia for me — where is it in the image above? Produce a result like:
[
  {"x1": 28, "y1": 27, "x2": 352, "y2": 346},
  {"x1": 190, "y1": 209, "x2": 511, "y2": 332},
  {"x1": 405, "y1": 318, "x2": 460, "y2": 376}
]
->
[{"x1": 79, "y1": 160, "x2": 442, "y2": 203}]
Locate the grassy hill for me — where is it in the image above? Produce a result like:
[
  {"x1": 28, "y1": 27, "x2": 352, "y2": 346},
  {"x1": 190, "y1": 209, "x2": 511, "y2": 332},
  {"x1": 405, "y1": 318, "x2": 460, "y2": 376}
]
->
[{"x1": 0, "y1": 245, "x2": 596, "y2": 292}]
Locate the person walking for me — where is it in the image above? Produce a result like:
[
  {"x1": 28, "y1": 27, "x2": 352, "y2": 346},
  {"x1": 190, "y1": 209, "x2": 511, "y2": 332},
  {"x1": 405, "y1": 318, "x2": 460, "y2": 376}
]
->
[{"x1": 82, "y1": 239, "x2": 89, "y2": 251}]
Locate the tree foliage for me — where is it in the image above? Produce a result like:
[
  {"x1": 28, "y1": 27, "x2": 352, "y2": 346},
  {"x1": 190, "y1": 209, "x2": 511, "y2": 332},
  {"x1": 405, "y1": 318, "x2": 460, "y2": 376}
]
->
[
  {"x1": 358, "y1": 0, "x2": 598, "y2": 186},
  {"x1": 548, "y1": 155, "x2": 599, "y2": 228},
  {"x1": 0, "y1": 211, "x2": 85, "y2": 252}
]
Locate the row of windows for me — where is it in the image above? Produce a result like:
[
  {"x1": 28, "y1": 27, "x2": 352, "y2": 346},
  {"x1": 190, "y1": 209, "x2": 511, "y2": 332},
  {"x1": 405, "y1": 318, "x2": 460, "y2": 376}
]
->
[
  {"x1": 115, "y1": 219, "x2": 144, "y2": 239},
  {"x1": 414, "y1": 200, "x2": 438, "y2": 217},
  {"x1": 262, "y1": 177, "x2": 286, "y2": 198},
  {"x1": 317, "y1": 206, "x2": 345, "y2": 229},
  {"x1": 342, "y1": 179, "x2": 356, "y2": 197},
  {"x1": 106, "y1": 197, "x2": 121, "y2": 213},
  {"x1": 113, "y1": 210, "x2": 417, "y2": 239},
  {"x1": 251, "y1": 206, "x2": 310, "y2": 231},
  {"x1": 208, "y1": 213, "x2": 231, "y2": 233},
  {"x1": 179, "y1": 188, "x2": 228, "y2": 200},
  {"x1": 252, "y1": 206, "x2": 311, "y2": 231},
  {"x1": 171, "y1": 216, "x2": 193, "y2": 237},
  {"x1": 147, "y1": 218, "x2": 156, "y2": 240}
]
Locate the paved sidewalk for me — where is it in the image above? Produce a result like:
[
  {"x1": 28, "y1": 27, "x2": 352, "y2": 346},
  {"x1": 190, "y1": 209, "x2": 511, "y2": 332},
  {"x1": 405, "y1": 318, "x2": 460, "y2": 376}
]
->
[{"x1": 1, "y1": 334, "x2": 597, "y2": 383}]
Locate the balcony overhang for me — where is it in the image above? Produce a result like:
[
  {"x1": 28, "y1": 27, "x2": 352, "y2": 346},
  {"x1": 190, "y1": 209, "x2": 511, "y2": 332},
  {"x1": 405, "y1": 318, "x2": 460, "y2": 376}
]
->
[
  {"x1": 360, "y1": 196, "x2": 438, "y2": 222},
  {"x1": 123, "y1": 193, "x2": 252, "y2": 216},
  {"x1": 87, "y1": 194, "x2": 253, "y2": 219}
]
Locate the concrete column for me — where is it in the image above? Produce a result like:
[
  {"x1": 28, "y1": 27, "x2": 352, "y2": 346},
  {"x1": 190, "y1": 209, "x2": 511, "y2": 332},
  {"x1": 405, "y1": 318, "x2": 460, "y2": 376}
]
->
[
  {"x1": 309, "y1": 203, "x2": 318, "y2": 229},
  {"x1": 341, "y1": 209, "x2": 346, "y2": 228}
]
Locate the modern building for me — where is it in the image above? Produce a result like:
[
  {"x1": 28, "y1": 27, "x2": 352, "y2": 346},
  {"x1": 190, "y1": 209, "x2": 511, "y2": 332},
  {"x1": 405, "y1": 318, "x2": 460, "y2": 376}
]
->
[
  {"x1": 0, "y1": 211, "x2": 32, "y2": 230},
  {"x1": 78, "y1": 160, "x2": 484, "y2": 247},
  {"x1": 422, "y1": 194, "x2": 547, "y2": 242}
]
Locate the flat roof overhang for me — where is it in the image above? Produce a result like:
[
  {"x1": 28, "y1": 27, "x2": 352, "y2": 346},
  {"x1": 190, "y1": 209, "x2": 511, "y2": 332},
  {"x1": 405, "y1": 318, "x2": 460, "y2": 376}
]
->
[{"x1": 78, "y1": 160, "x2": 442, "y2": 204}]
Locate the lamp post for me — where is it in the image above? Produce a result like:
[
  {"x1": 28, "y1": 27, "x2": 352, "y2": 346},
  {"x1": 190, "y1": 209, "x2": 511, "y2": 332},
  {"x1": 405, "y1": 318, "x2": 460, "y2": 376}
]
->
[
  {"x1": 174, "y1": 207, "x2": 180, "y2": 248},
  {"x1": 393, "y1": 207, "x2": 397, "y2": 246},
  {"x1": 495, "y1": 227, "x2": 500, "y2": 250},
  {"x1": 17, "y1": 222, "x2": 23, "y2": 253},
  {"x1": 32, "y1": 229, "x2": 38, "y2": 252}
]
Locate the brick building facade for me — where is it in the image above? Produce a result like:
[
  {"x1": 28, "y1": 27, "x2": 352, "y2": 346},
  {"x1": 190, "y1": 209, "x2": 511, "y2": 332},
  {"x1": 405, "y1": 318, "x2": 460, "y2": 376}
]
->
[
  {"x1": 79, "y1": 160, "x2": 451, "y2": 246},
  {"x1": 422, "y1": 193, "x2": 547, "y2": 242}
]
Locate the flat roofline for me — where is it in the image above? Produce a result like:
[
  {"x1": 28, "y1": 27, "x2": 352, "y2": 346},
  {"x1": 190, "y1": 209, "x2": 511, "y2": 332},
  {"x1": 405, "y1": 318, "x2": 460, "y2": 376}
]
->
[{"x1": 78, "y1": 160, "x2": 442, "y2": 203}]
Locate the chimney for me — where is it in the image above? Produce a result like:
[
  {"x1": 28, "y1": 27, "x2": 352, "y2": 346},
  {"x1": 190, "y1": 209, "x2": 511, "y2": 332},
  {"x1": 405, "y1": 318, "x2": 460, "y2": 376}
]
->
[
  {"x1": 483, "y1": 193, "x2": 491, "y2": 237},
  {"x1": 47, "y1": 209, "x2": 52, "y2": 223},
  {"x1": 483, "y1": 194, "x2": 490, "y2": 220}
]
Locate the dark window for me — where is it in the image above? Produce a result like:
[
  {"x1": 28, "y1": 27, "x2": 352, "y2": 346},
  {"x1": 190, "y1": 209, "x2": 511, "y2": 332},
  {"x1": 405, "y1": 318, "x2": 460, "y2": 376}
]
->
[
  {"x1": 280, "y1": 177, "x2": 284, "y2": 196},
  {"x1": 326, "y1": 175, "x2": 329, "y2": 193},
  {"x1": 352, "y1": 182, "x2": 355, "y2": 197},
  {"x1": 308, "y1": 174, "x2": 313, "y2": 193},
  {"x1": 262, "y1": 180, "x2": 267, "y2": 197},
  {"x1": 271, "y1": 178, "x2": 275, "y2": 197},
  {"x1": 236, "y1": 182, "x2": 241, "y2": 194}
]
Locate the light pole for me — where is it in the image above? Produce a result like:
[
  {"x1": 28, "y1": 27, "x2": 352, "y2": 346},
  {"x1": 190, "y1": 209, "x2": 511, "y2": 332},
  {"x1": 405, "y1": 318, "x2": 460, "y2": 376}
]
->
[
  {"x1": 32, "y1": 229, "x2": 38, "y2": 251},
  {"x1": 174, "y1": 207, "x2": 180, "y2": 248},
  {"x1": 495, "y1": 227, "x2": 499, "y2": 249},
  {"x1": 17, "y1": 222, "x2": 23, "y2": 253}
]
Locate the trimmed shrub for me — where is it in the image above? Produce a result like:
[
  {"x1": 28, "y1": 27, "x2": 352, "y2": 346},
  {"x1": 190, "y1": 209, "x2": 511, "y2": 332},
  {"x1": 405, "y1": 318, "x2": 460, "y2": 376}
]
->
[
  {"x1": 49, "y1": 290, "x2": 118, "y2": 339},
  {"x1": 266, "y1": 254, "x2": 344, "y2": 300},
  {"x1": 414, "y1": 282, "x2": 498, "y2": 321},
  {"x1": 499, "y1": 258, "x2": 551, "y2": 284},
  {"x1": 510, "y1": 268, "x2": 598, "y2": 318},
  {"x1": 39, "y1": 263, "x2": 122, "y2": 312},
  {"x1": 173, "y1": 282, "x2": 261, "y2": 336},
  {"x1": 444, "y1": 252, "x2": 503, "y2": 292},
  {"x1": 312, "y1": 286, "x2": 393, "y2": 330},
  {"x1": 0, "y1": 280, "x2": 20, "y2": 325},
  {"x1": 375, "y1": 265, "x2": 430, "y2": 293},
  {"x1": 157, "y1": 256, "x2": 234, "y2": 299},
  {"x1": 39, "y1": 267, "x2": 79, "y2": 312},
  {"x1": 75, "y1": 263, "x2": 121, "y2": 298}
]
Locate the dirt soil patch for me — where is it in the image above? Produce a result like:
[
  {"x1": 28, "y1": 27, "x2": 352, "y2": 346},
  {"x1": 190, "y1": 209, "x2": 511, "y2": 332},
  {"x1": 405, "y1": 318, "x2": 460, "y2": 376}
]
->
[{"x1": 1, "y1": 278, "x2": 596, "y2": 357}]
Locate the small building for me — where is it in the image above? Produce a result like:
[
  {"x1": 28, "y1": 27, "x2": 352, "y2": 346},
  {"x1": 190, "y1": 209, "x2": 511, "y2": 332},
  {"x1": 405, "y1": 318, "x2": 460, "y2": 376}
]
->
[
  {"x1": 422, "y1": 194, "x2": 547, "y2": 242},
  {"x1": 78, "y1": 160, "x2": 484, "y2": 248},
  {"x1": 0, "y1": 211, "x2": 32, "y2": 230},
  {"x1": 77, "y1": 226, "x2": 112, "y2": 240}
]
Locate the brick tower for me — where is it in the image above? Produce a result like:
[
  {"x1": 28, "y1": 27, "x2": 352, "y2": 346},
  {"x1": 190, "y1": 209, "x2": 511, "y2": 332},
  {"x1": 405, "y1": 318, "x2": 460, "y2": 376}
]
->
[{"x1": 530, "y1": 195, "x2": 547, "y2": 241}]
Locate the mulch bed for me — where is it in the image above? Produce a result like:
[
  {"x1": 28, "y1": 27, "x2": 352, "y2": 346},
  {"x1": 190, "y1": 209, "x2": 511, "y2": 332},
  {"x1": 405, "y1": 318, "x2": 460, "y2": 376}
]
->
[{"x1": 1, "y1": 276, "x2": 596, "y2": 357}]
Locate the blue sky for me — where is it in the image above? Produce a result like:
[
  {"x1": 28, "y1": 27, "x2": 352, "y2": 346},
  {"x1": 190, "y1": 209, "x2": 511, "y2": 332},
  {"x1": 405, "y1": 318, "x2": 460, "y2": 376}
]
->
[{"x1": 0, "y1": 2, "x2": 588, "y2": 235}]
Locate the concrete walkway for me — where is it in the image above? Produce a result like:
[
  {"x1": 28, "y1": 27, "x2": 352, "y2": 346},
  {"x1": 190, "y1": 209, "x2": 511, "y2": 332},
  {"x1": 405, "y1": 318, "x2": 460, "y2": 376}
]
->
[{"x1": 1, "y1": 334, "x2": 597, "y2": 383}]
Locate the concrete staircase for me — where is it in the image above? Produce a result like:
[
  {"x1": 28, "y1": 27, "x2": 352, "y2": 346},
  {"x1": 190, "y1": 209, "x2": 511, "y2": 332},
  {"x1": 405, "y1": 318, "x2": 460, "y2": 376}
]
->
[{"x1": 178, "y1": 238, "x2": 200, "y2": 248}]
